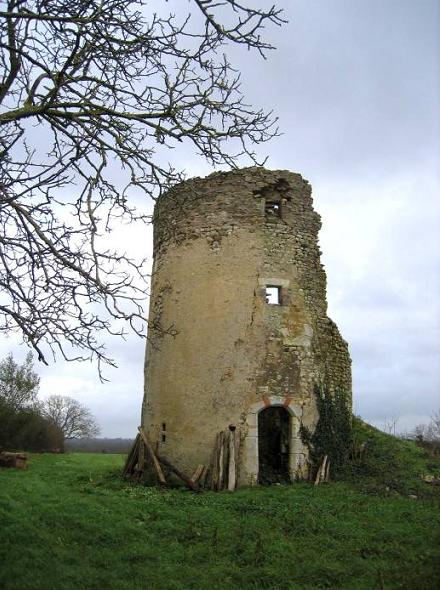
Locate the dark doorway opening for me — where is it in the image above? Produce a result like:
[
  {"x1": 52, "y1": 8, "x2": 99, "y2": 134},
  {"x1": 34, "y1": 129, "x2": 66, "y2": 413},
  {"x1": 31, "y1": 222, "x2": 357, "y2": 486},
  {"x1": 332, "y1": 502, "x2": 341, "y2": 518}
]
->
[{"x1": 258, "y1": 406, "x2": 290, "y2": 484}]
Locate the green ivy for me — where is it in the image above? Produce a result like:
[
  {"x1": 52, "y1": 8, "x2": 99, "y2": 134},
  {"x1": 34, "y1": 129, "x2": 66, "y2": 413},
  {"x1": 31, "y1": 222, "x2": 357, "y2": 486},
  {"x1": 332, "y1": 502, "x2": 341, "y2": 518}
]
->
[{"x1": 300, "y1": 384, "x2": 352, "y2": 478}]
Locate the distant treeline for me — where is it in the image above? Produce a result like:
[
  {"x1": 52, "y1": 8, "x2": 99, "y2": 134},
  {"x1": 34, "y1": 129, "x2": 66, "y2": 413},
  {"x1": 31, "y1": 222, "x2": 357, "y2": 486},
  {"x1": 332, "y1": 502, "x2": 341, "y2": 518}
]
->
[{"x1": 65, "y1": 438, "x2": 134, "y2": 453}]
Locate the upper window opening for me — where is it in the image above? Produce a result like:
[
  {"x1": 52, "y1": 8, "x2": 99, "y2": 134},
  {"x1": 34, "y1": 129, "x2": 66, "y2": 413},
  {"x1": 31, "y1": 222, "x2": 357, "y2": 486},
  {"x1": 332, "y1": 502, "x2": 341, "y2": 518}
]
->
[
  {"x1": 266, "y1": 286, "x2": 281, "y2": 305},
  {"x1": 265, "y1": 201, "x2": 281, "y2": 218}
]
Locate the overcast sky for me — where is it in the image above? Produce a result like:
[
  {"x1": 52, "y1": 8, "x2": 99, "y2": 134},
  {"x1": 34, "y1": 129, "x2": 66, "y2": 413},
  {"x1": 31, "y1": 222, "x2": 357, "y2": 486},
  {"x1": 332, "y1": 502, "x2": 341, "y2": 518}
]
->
[{"x1": 1, "y1": 0, "x2": 439, "y2": 437}]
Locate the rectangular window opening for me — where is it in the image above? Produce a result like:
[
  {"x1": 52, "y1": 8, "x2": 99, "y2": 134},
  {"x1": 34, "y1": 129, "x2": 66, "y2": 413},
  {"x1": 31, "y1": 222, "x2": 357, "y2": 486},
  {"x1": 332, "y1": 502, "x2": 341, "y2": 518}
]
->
[
  {"x1": 162, "y1": 422, "x2": 166, "y2": 432},
  {"x1": 266, "y1": 286, "x2": 281, "y2": 305},
  {"x1": 161, "y1": 433, "x2": 166, "y2": 443}
]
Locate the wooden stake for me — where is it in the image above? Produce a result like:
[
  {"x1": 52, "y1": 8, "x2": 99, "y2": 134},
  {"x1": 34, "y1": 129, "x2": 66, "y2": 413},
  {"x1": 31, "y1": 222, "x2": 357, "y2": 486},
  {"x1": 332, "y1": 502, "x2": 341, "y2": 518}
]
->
[
  {"x1": 314, "y1": 455, "x2": 328, "y2": 486},
  {"x1": 218, "y1": 431, "x2": 225, "y2": 491},
  {"x1": 228, "y1": 429, "x2": 236, "y2": 491},
  {"x1": 211, "y1": 433, "x2": 221, "y2": 491},
  {"x1": 222, "y1": 431, "x2": 229, "y2": 489},
  {"x1": 324, "y1": 459, "x2": 331, "y2": 482},
  {"x1": 321, "y1": 455, "x2": 328, "y2": 484}
]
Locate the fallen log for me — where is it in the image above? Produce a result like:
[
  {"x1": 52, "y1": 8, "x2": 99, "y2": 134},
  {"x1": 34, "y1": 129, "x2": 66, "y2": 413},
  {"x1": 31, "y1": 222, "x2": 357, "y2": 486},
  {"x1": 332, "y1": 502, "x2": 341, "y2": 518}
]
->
[{"x1": 0, "y1": 452, "x2": 27, "y2": 469}]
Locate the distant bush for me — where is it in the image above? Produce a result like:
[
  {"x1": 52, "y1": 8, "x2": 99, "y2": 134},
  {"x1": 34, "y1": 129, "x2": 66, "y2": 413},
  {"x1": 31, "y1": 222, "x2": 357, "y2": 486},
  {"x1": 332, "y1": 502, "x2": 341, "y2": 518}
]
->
[
  {"x1": 414, "y1": 438, "x2": 440, "y2": 458},
  {"x1": 0, "y1": 398, "x2": 63, "y2": 452},
  {"x1": 0, "y1": 353, "x2": 63, "y2": 452},
  {"x1": 409, "y1": 411, "x2": 440, "y2": 457},
  {"x1": 342, "y1": 417, "x2": 440, "y2": 497},
  {"x1": 411, "y1": 410, "x2": 440, "y2": 443}
]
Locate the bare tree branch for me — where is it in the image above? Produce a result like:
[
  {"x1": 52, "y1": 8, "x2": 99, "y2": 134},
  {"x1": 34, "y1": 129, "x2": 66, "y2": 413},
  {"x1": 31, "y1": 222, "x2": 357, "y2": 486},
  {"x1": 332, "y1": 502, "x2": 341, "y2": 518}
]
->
[{"x1": 0, "y1": 0, "x2": 284, "y2": 376}]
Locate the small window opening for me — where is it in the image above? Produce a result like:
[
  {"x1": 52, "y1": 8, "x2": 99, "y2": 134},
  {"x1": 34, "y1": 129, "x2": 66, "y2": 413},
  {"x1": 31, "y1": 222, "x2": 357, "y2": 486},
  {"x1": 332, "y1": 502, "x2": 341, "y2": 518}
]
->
[
  {"x1": 162, "y1": 422, "x2": 166, "y2": 431},
  {"x1": 161, "y1": 433, "x2": 166, "y2": 443},
  {"x1": 266, "y1": 286, "x2": 281, "y2": 305},
  {"x1": 265, "y1": 201, "x2": 281, "y2": 217},
  {"x1": 161, "y1": 422, "x2": 166, "y2": 443}
]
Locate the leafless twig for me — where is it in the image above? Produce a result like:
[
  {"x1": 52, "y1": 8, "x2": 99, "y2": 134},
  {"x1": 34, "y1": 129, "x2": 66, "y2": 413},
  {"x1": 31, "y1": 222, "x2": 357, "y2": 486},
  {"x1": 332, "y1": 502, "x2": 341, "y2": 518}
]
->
[{"x1": 0, "y1": 0, "x2": 284, "y2": 377}]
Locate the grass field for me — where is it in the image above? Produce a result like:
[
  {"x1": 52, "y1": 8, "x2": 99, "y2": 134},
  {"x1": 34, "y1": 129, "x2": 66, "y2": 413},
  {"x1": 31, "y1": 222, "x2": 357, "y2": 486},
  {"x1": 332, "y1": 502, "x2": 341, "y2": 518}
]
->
[{"x1": 0, "y1": 433, "x2": 439, "y2": 589}]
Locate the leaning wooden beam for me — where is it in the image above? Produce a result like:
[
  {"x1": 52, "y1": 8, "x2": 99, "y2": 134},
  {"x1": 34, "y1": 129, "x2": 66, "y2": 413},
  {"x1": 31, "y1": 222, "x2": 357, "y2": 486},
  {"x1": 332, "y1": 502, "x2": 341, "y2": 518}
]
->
[
  {"x1": 122, "y1": 434, "x2": 140, "y2": 477},
  {"x1": 130, "y1": 436, "x2": 141, "y2": 470},
  {"x1": 138, "y1": 427, "x2": 167, "y2": 485},
  {"x1": 122, "y1": 439, "x2": 134, "y2": 476},
  {"x1": 202, "y1": 464, "x2": 210, "y2": 489},
  {"x1": 190, "y1": 464, "x2": 205, "y2": 484},
  {"x1": 155, "y1": 452, "x2": 200, "y2": 492}
]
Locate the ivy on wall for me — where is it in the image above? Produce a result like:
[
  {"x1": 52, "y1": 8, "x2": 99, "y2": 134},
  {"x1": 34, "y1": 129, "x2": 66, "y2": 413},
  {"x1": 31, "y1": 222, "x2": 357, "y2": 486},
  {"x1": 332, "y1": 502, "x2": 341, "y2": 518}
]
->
[{"x1": 300, "y1": 384, "x2": 352, "y2": 478}]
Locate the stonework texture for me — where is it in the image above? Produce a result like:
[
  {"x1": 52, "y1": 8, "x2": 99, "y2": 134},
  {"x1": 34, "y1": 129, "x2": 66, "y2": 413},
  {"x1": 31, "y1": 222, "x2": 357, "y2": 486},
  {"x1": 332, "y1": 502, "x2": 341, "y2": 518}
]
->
[{"x1": 141, "y1": 167, "x2": 352, "y2": 486}]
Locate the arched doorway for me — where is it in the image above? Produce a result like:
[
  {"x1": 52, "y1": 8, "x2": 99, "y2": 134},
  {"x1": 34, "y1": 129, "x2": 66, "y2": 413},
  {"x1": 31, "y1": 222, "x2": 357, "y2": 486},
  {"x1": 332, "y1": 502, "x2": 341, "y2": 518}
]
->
[{"x1": 258, "y1": 406, "x2": 290, "y2": 484}]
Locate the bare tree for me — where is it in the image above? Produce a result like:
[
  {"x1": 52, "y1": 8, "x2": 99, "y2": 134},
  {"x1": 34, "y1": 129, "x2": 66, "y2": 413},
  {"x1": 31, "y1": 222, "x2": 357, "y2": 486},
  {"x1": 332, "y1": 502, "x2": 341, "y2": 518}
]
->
[
  {"x1": 0, "y1": 1, "x2": 284, "y2": 375},
  {"x1": 43, "y1": 394, "x2": 100, "y2": 440},
  {"x1": 0, "y1": 351, "x2": 39, "y2": 410},
  {"x1": 382, "y1": 417, "x2": 398, "y2": 436},
  {"x1": 412, "y1": 411, "x2": 440, "y2": 442}
]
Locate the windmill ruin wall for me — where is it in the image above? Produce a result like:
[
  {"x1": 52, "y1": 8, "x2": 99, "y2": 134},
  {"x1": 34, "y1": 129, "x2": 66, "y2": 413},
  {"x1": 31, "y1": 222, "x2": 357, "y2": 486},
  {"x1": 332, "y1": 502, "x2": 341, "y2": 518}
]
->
[{"x1": 141, "y1": 167, "x2": 351, "y2": 486}]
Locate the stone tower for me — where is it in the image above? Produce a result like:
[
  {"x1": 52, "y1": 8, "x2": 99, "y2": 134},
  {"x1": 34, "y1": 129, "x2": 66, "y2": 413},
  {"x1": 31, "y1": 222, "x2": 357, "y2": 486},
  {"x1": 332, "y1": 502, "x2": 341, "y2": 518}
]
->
[{"x1": 141, "y1": 168, "x2": 351, "y2": 486}]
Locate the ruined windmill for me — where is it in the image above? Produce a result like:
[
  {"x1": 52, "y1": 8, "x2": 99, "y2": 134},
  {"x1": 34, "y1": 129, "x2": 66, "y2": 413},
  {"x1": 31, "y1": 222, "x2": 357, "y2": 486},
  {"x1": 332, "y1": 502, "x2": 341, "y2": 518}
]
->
[{"x1": 125, "y1": 168, "x2": 351, "y2": 489}]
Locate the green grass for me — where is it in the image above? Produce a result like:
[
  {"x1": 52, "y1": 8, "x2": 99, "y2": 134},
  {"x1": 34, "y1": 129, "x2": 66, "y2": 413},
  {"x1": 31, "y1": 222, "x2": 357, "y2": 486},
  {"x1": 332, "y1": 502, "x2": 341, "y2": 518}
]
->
[{"x1": 0, "y1": 435, "x2": 439, "y2": 590}]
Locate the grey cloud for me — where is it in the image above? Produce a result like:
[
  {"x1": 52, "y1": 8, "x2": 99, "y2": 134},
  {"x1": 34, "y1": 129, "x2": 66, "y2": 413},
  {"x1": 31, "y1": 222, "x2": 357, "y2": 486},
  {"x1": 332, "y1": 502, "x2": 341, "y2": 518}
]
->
[{"x1": 241, "y1": 0, "x2": 440, "y2": 180}]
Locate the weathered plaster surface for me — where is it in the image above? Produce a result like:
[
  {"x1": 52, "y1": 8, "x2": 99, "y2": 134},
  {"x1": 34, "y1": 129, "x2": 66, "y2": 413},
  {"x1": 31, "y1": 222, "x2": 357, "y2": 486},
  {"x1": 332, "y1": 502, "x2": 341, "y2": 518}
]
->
[{"x1": 142, "y1": 167, "x2": 352, "y2": 485}]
